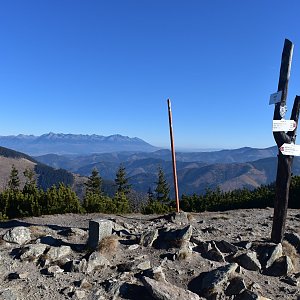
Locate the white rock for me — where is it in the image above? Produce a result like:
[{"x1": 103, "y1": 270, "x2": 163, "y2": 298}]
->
[
  {"x1": 266, "y1": 243, "x2": 282, "y2": 269},
  {"x1": 46, "y1": 265, "x2": 64, "y2": 276},
  {"x1": 47, "y1": 245, "x2": 72, "y2": 260},
  {"x1": 86, "y1": 251, "x2": 110, "y2": 273},
  {"x1": 20, "y1": 244, "x2": 47, "y2": 261},
  {"x1": 128, "y1": 244, "x2": 139, "y2": 250},
  {"x1": 3, "y1": 227, "x2": 31, "y2": 245}
]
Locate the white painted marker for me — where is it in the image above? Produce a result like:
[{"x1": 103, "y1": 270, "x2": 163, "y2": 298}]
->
[{"x1": 273, "y1": 120, "x2": 296, "y2": 132}]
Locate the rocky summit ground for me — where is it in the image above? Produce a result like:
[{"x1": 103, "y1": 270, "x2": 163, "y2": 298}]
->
[{"x1": 0, "y1": 208, "x2": 300, "y2": 300}]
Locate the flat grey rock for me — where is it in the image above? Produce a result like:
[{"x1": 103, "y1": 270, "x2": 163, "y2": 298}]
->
[{"x1": 142, "y1": 276, "x2": 200, "y2": 300}]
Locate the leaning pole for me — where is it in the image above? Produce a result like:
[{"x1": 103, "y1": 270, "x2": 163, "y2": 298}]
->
[{"x1": 167, "y1": 99, "x2": 180, "y2": 213}]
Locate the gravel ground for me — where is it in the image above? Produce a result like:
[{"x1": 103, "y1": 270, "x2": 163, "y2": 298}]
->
[{"x1": 0, "y1": 208, "x2": 299, "y2": 300}]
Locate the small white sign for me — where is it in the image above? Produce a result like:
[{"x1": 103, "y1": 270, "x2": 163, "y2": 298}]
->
[
  {"x1": 273, "y1": 120, "x2": 296, "y2": 132},
  {"x1": 279, "y1": 143, "x2": 300, "y2": 156},
  {"x1": 269, "y1": 91, "x2": 282, "y2": 105}
]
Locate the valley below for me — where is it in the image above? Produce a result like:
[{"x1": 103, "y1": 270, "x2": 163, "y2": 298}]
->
[{"x1": 34, "y1": 148, "x2": 300, "y2": 196}]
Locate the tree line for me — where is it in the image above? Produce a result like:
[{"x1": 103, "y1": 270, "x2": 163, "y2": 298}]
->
[
  {"x1": 1, "y1": 164, "x2": 300, "y2": 220},
  {"x1": 0, "y1": 165, "x2": 172, "y2": 219},
  {"x1": 180, "y1": 176, "x2": 300, "y2": 212}
]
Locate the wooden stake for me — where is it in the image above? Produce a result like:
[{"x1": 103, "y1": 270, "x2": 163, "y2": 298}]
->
[
  {"x1": 271, "y1": 39, "x2": 300, "y2": 243},
  {"x1": 167, "y1": 99, "x2": 180, "y2": 213}
]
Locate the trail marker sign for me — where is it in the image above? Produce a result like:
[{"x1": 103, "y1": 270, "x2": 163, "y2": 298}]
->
[
  {"x1": 279, "y1": 143, "x2": 300, "y2": 156},
  {"x1": 273, "y1": 120, "x2": 296, "y2": 132},
  {"x1": 269, "y1": 91, "x2": 282, "y2": 104}
]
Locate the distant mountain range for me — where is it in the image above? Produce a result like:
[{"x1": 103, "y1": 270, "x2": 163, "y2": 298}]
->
[
  {"x1": 0, "y1": 133, "x2": 158, "y2": 155},
  {"x1": 2, "y1": 133, "x2": 299, "y2": 196},
  {"x1": 34, "y1": 146, "x2": 300, "y2": 195}
]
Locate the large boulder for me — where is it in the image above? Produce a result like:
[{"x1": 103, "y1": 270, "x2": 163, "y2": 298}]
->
[
  {"x1": 225, "y1": 276, "x2": 247, "y2": 296},
  {"x1": 140, "y1": 229, "x2": 158, "y2": 247},
  {"x1": 266, "y1": 255, "x2": 294, "y2": 276},
  {"x1": 154, "y1": 225, "x2": 193, "y2": 249},
  {"x1": 200, "y1": 263, "x2": 238, "y2": 295},
  {"x1": 168, "y1": 211, "x2": 190, "y2": 225},
  {"x1": 205, "y1": 242, "x2": 225, "y2": 262},
  {"x1": 47, "y1": 245, "x2": 72, "y2": 261},
  {"x1": 235, "y1": 252, "x2": 261, "y2": 271},
  {"x1": 20, "y1": 244, "x2": 48, "y2": 261},
  {"x1": 3, "y1": 227, "x2": 31, "y2": 245},
  {"x1": 86, "y1": 251, "x2": 110, "y2": 273},
  {"x1": 142, "y1": 276, "x2": 201, "y2": 300},
  {"x1": 265, "y1": 243, "x2": 282, "y2": 269}
]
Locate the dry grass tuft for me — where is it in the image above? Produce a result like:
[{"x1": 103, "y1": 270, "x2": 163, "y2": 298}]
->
[
  {"x1": 29, "y1": 226, "x2": 46, "y2": 239},
  {"x1": 187, "y1": 213, "x2": 195, "y2": 222},
  {"x1": 177, "y1": 249, "x2": 190, "y2": 260},
  {"x1": 282, "y1": 240, "x2": 299, "y2": 269},
  {"x1": 97, "y1": 235, "x2": 119, "y2": 257}
]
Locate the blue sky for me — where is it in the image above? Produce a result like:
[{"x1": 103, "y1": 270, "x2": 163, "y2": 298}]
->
[{"x1": 0, "y1": 1, "x2": 300, "y2": 150}]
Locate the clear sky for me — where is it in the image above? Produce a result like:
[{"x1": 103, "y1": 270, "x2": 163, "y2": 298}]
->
[{"x1": 0, "y1": 1, "x2": 300, "y2": 150}]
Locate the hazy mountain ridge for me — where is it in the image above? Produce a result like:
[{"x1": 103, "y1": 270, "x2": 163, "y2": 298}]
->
[
  {"x1": 3, "y1": 136, "x2": 298, "y2": 196},
  {"x1": 0, "y1": 133, "x2": 158, "y2": 155},
  {"x1": 34, "y1": 146, "x2": 300, "y2": 195}
]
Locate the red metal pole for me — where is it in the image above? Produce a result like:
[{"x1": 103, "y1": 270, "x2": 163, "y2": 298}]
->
[{"x1": 167, "y1": 99, "x2": 180, "y2": 213}]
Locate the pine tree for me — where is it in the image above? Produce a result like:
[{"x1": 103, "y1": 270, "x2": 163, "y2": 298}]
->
[
  {"x1": 84, "y1": 168, "x2": 103, "y2": 212},
  {"x1": 8, "y1": 165, "x2": 20, "y2": 192},
  {"x1": 23, "y1": 168, "x2": 37, "y2": 194},
  {"x1": 57, "y1": 183, "x2": 82, "y2": 213},
  {"x1": 22, "y1": 168, "x2": 41, "y2": 217},
  {"x1": 85, "y1": 168, "x2": 102, "y2": 195},
  {"x1": 155, "y1": 167, "x2": 170, "y2": 203},
  {"x1": 115, "y1": 164, "x2": 131, "y2": 195},
  {"x1": 113, "y1": 191, "x2": 130, "y2": 213}
]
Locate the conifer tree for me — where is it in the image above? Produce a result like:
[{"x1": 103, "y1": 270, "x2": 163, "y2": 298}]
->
[
  {"x1": 155, "y1": 167, "x2": 170, "y2": 203},
  {"x1": 113, "y1": 191, "x2": 130, "y2": 213},
  {"x1": 85, "y1": 168, "x2": 102, "y2": 195},
  {"x1": 23, "y1": 168, "x2": 37, "y2": 194},
  {"x1": 115, "y1": 164, "x2": 131, "y2": 195},
  {"x1": 22, "y1": 168, "x2": 41, "y2": 217},
  {"x1": 83, "y1": 168, "x2": 103, "y2": 212},
  {"x1": 8, "y1": 165, "x2": 20, "y2": 192}
]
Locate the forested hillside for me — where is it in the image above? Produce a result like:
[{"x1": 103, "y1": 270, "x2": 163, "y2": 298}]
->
[{"x1": 0, "y1": 146, "x2": 76, "y2": 191}]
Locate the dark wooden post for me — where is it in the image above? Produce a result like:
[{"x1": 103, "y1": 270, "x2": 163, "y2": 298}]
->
[
  {"x1": 271, "y1": 39, "x2": 300, "y2": 243},
  {"x1": 167, "y1": 99, "x2": 180, "y2": 213}
]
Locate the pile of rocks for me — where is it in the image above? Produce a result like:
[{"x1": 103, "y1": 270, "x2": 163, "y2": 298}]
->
[{"x1": 0, "y1": 209, "x2": 299, "y2": 299}]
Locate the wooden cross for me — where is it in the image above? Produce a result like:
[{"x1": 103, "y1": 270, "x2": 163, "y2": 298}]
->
[{"x1": 271, "y1": 39, "x2": 300, "y2": 243}]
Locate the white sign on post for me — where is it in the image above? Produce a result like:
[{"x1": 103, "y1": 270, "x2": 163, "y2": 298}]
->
[
  {"x1": 279, "y1": 143, "x2": 300, "y2": 156},
  {"x1": 273, "y1": 120, "x2": 297, "y2": 132},
  {"x1": 269, "y1": 91, "x2": 282, "y2": 105}
]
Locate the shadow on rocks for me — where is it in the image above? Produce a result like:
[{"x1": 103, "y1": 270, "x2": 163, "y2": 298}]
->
[
  {"x1": 10, "y1": 247, "x2": 23, "y2": 259},
  {"x1": 0, "y1": 220, "x2": 33, "y2": 229},
  {"x1": 188, "y1": 271, "x2": 208, "y2": 297},
  {"x1": 38, "y1": 236, "x2": 86, "y2": 252},
  {"x1": 119, "y1": 282, "x2": 153, "y2": 300}
]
